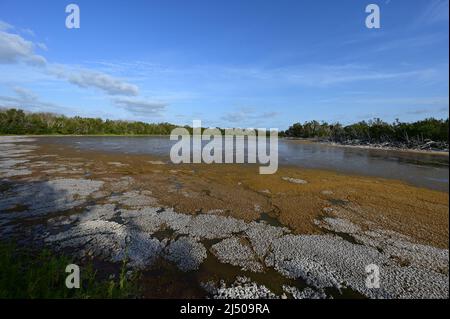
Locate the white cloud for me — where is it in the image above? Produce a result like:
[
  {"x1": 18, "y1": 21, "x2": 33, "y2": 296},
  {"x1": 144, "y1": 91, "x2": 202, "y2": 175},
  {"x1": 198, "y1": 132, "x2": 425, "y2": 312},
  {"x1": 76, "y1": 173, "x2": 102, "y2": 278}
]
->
[
  {"x1": 0, "y1": 21, "x2": 139, "y2": 96},
  {"x1": 404, "y1": 106, "x2": 449, "y2": 115},
  {"x1": 0, "y1": 93, "x2": 68, "y2": 114},
  {"x1": 316, "y1": 95, "x2": 449, "y2": 108},
  {"x1": 0, "y1": 29, "x2": 47, "y2": 66},
  {"x1": 221, "y1": 107, "x2": 279, "y2": 124},
  {"x1": 13, "y1": 86, "x2": 38, "y2": 101},
  {"x1": 49, "y1": 65, "x2": 139, "y2": 96},
  {"x1": 36, "y1": 42, "x2": 48, "y2": 51},
  {"x1": 134, "y1": 62, "x2": 443, "y2": 89},
  {"x1": 21, "y1": 28, "x2": 35, "y2": 37},
  {"x1": 0, "y1": 20, "x2": 13, "y2": 31},
  {"x1": 249, "y1": 64, "x2": 440, "y2": 87},
  {"x1": 113, "y1": 97, "x2": 167, "y2": 117}
]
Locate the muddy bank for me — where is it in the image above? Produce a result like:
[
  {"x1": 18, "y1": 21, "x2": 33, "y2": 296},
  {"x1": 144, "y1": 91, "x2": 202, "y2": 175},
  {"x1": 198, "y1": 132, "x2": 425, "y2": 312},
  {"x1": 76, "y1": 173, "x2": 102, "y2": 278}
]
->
[{"x1": 0, "y1": 136, "x2": 448, "y2": 299}]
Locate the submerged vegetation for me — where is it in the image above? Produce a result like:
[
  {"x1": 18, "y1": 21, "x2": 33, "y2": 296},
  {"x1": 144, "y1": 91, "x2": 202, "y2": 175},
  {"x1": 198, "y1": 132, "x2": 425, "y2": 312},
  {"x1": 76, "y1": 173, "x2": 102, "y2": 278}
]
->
[{"x1": 0, "y1": 242, "x2": 139, "y2": 298}]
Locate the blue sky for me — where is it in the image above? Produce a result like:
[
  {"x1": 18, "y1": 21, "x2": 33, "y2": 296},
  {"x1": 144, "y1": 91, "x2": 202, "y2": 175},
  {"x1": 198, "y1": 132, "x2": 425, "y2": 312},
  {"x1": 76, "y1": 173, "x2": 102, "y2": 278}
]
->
[{"x1": 0, "y1": 0, "x2": 448, "y2": 129}]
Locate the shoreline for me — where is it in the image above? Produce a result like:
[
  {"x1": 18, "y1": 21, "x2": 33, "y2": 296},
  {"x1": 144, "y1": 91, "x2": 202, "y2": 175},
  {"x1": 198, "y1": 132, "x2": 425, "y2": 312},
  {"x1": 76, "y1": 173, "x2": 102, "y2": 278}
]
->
[
  {"x1": 0, "y1": 134, "x2": 172, "y2": 137},
  {"x1": 283, "y1": 137, "x2": 449, "y2": 156}
]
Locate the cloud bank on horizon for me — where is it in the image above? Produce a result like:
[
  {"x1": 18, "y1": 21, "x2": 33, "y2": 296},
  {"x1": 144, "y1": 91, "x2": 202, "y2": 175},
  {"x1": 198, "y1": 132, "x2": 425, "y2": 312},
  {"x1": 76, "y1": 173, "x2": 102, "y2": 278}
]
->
[{"x1": 0, "y1": 0, "x2": 448, "y2": 129}]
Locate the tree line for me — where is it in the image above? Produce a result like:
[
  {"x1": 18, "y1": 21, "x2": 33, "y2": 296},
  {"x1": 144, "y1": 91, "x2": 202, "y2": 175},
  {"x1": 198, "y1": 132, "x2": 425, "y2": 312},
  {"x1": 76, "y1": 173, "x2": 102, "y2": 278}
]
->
[
  {"x1": 0, "y1": 108, "x2": 448, "y2": 145},
  {"x1": 280, "y1": 117, "x2": 449, "y2": 143},
  {"x1": 0, "y1": 108, "x2": 179, "y2": 135}
]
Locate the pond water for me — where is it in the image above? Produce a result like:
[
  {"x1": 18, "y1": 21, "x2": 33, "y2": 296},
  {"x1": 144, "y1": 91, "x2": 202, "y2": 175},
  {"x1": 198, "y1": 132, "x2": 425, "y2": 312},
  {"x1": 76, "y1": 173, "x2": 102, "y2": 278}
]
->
[{"x1": 37, "y1": 136, "x2": 449, "y2": 192}]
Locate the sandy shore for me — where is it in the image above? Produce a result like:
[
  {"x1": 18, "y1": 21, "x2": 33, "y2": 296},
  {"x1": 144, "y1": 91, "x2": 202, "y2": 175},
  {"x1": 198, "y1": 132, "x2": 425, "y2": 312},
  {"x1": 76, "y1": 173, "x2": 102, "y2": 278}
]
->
[{"x1": 0, "y1": 136, "x2": 448, "y2": 298}]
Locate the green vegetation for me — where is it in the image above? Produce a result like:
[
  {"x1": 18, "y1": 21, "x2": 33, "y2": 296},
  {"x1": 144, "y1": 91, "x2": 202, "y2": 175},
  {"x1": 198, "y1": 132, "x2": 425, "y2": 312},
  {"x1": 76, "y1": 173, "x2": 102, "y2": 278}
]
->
[
  {"x1": 0, "y1": 242, "x2": 139, "y2": 298},
  {"x1": 0, "y1": 108, "x2": 448, "y2": 146},
  {"x1": 0, "y1": 108, "x2": 178, "y2": 135},
  {"x1": 281, "y1": 118, "x2": 449, "y2": 144}
]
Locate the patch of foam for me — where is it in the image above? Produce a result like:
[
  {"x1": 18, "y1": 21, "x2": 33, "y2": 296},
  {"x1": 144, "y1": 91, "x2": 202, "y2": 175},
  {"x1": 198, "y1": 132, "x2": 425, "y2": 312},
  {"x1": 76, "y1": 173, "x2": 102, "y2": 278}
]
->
[
  {"x1": 282, "y1": 177, "x2": 308, "y2": 184},
  {"x1": 46, "y1": 219, "x2": 164, "y2": 268},
  {"x1": 212, "y1": 236, "x2": 264, "y2": 272},
  {"x1": 203, "y1": 276, "x2": 278, "y2": 299},
  {"x1": 165, "y1": 236, "x2": 207, "y2": 271}
]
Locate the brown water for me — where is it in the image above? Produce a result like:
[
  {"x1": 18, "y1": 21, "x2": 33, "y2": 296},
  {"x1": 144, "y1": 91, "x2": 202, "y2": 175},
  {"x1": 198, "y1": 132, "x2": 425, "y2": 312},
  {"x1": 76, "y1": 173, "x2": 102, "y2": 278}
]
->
[{"x1": 36, "y1": 136, "x2": 449, "y2": 192}]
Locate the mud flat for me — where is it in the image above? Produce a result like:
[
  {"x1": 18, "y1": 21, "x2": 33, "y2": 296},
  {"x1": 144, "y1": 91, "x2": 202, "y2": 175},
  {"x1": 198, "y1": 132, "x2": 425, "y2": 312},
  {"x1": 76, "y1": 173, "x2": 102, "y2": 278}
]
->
[{"x1": 0, "y1": 136, "x2": 448, "y2": 298}]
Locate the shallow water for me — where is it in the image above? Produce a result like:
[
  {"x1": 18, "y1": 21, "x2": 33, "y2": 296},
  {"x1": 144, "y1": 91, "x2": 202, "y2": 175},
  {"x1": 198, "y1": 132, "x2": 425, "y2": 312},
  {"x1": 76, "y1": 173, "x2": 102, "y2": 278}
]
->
[{"x1": 36, "y1": 136, "x2": 449, "y2": 191}]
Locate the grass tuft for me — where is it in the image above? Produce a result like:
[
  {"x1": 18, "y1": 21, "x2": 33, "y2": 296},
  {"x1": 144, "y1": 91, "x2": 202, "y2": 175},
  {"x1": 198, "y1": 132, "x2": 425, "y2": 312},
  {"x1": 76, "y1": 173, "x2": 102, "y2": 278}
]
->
[{"x1": 0, "y1": 242, "x2": 139, "y2": 299}]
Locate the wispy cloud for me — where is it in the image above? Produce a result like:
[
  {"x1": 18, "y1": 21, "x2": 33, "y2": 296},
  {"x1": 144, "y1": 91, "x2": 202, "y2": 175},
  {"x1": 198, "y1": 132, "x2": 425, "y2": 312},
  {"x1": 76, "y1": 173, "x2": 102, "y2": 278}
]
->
[
  {"x1": 215, "y1": 64, "x2": 443, "y2": 88},
  {"x1": 36, "y1": 42, "x2": 48, "y2": 51},
  {"x1": 417, "y1": 0, "x2": 449, "y2": 25},
  {"x1": 373, "y1": 33, "x2": 446, "y2": 53},
  {"x1": 316, "y1": 95, "x2": 449, "y2": 108},
  {"x1": 0, "y1": 87, "x2": 68, "y2": 114},
  {"x1": 113, "y1": 97, "x2": 167, "y2": 117},
  {"x1": 96, "y1": 61, "x2": 444, "y2": 91},
  {"x1": 282, "y1": 65, "x2": 436, "y2": 87},
  {"x1": 0, "y1": 20, "x2": 140, "y2": 97},
  {"x1": 348, "y1": 96, "x2": 449, "y2": 107},
  {"x1": 0, "y1": 11, "x2": 447, "y2": 126},
  {"x1": 12, "y1": 86, "x2": 38, "y2": 102},
  {"x1": 49, "y1": 65, "x2": 139, "y2": 96},
  {"x1": 0, "y1": 20, "x2": 13, "y2": 31},
  {"x1": 20, "y1": 28, "x2": 35, "y2": 37},
  {"x1": 403, "y1": 106, "x2": 449, "y2": 115},
  {"x1": 0, "y1": 28, "x2": 46, "y2": 66},
  {"x1": 221, "y1": 107, "x2": 279, "y2": 126}
]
